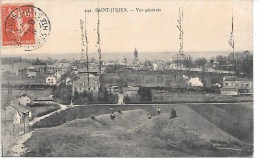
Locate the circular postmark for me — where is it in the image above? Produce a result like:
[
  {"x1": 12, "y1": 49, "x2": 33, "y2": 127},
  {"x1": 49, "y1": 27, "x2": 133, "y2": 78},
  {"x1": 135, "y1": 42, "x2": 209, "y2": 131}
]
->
[{"x1": 4, "y1": 5, "x2": 51, "y2": 51}]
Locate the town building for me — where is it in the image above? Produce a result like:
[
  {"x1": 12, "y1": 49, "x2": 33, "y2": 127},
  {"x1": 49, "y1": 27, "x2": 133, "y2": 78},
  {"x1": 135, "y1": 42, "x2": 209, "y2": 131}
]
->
[
  {"x1": 46, "y1": 75, "x2": 58, "y2": 85},
  {"x1": 57, "y1": 63, "x2": 70, "y2": 72},
  {"x1": 220, "y1": 76, "x2": 253, "y2": 95},
  {"x1": 169, "y1": 53, "x2": 191, "y2": 70},
  {"x1": 27, "y1": 66, "x2": 37, "y2": 77},
  {"x1": 122, "y1": 86, "x2": 139, "y2": 97},
  {"x1": 17, "y1": 92, "x2": 32, "y2": 106},
  {"x1": 3, "y1": 103, "x2": 32, "y2": 125},
  {"x1": 1, "y1": 63, "x2": 31, "y2": 75},
  {"x1": 32, "y1": 58, "x2": 46, "y2": 73},
  {"x1": 71, "y1": 65, "x2": 78, "y2": 71},
  {"x1": 72, "y1": 73, "x2": 100, "y2": 98},
  {"x1": 108, "y1": 85, "x2": 120, "y2": 94},
  {"x1": 46, "y1": 64, "x2": 57, "y2": 73}
]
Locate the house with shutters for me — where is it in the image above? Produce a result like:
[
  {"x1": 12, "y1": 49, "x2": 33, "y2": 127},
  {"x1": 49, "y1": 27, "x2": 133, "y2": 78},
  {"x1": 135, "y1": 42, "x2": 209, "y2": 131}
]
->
[{"x1": 46, "y1": 75, "x2": 58, "y2": 85}]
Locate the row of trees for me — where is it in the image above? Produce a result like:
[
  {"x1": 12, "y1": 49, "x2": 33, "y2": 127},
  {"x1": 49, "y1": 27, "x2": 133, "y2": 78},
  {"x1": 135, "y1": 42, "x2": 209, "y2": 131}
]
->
[
  {"x1": 73, "y1": 89, "x2": 94, "y2": 104},
  {"x1": 178, "y1": 51, "x2": 253, "y2": 78},
  {"x1": 52, "y1": 83, "x2": 72, "y2": 104},
  {"x1": 215, "y1": 51, "x2": 253, "y2": 78}
]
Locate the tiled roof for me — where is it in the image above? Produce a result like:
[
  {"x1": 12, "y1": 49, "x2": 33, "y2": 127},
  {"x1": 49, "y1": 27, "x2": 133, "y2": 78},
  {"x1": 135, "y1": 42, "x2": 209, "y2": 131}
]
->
[
  {"x1": 4, "y1": 104, "x2": 31, "y2": 114},
  {"x1": 224, "y1": 76, "x2": 251, "y2": 82},
  {"x1": 18, "y1": 92, "x2": 32, "y2": 98}
]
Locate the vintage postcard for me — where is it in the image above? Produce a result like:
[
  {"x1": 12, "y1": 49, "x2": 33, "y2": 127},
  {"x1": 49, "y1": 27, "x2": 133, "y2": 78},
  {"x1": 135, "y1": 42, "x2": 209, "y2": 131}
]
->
[{"x1": 1, "y1": 0, "x2": 254, "y2": 157}]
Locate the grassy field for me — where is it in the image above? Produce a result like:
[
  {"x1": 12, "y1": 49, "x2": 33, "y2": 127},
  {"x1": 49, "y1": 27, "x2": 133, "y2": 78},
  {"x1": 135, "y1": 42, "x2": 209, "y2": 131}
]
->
[
  {"x1": 21, "y1": 103, "x2": 253, "y2": 157},
  {"x1": 188, "y1": 103, "x2": 253, "y2": 144},
  {"x1": 30, "y1": 105, "x2": 60, "y2": 118}
]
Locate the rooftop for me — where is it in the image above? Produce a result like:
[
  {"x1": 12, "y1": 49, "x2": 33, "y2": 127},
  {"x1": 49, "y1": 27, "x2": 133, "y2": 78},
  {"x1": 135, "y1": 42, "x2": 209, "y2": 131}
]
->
[
  {"x1": 3, "y1": 103, "x2": 31, "y2": 114},
  {"x1": 224, "y1": 76, "x2": 252, "y2": 82}
]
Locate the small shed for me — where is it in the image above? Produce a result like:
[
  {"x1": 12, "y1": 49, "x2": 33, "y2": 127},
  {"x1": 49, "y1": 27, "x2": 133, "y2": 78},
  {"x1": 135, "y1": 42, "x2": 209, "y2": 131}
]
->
[{"x1": 3, "y1": 104, "x2": 32, "y2": 125}]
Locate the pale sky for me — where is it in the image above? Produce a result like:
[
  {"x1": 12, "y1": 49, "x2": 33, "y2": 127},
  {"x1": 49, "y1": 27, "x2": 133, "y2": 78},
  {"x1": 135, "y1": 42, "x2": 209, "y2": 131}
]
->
[{"x1": 1, "y1": 0, "x2": 253, "y2": 55}]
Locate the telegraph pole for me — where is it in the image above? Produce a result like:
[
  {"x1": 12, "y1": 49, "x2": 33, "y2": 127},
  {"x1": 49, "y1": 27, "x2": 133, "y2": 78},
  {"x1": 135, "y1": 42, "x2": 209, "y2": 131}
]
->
[
  {"x1": 177, "y1": 5, "x2": 184, "y2": 55},
  {"x1": 84, "y1": 9, "x2": 90, "y2": 88},
  {"x1": 228, "y1": 1, "x2": 235, "y2": 78},
  {"x1": 97, "y1": 0, "x2": 102, "y2": 75},
  {"x1": 176, "y1": 5, "x2": 184, "y2": 72}
]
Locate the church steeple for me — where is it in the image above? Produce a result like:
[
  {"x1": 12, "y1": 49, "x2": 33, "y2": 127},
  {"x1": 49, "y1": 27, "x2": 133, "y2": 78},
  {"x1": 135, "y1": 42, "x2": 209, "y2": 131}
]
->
[{"x1": 134, "y1": 47, "x2": 138, "y2": 60}]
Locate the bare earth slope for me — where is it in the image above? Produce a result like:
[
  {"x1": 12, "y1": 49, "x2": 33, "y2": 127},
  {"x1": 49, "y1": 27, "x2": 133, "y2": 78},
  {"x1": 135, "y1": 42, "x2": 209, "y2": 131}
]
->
[{"x1": 22, "y1": 107, "x2": 252, "y2": 157}]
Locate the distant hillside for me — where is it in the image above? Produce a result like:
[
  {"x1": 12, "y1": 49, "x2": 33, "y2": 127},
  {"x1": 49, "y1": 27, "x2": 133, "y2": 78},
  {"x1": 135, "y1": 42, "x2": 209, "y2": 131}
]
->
[{"x1": 1, "y1": 51, "x2": 242, "y2": 61}]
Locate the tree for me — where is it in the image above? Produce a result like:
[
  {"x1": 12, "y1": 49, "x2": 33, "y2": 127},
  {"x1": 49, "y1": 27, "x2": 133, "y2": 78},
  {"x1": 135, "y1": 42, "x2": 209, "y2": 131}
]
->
[
  {"x1": 195, "y1": 58, "x2": 207, "y2": 67},
  {"x1": 183, "y1": 59, "x2": 194, "y2": 68},
  {"x1": 216, "y1": 55, "x2": 228, "y2": 70},
  {"x1": 87, "y1": 92, "x2": 94, "y2": 102},
  {"x1": 195, "y1": 58, "x2": 208, "y2": 71},
  {"x1": 82, "y1": 90, "x2": 87, "y2": 97},
  {"x1": 138, "y1": 87, "x2": 152, "y2": 101},
  {"x1": 98, "y1": 85, "x2": 109, "y2": 102},
  {"x1": 74, "y1": 88, "x2": 79, "y2": 101}
]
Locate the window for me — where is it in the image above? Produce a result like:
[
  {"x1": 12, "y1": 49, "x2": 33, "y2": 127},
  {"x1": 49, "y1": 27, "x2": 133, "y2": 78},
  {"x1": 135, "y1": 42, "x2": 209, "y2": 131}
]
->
[
  {"x1": 225, "y1": 83, "x2": 228, "y2": 86},
  {"x1": 235, "y1": 83, "x2": 239, "y2": 86},
  {"x1": 246, "y1": 83, "x2": 249, "y2": 87},
  {"x1": 241, "y1": 83, "x2": 244, "y2": 87}
]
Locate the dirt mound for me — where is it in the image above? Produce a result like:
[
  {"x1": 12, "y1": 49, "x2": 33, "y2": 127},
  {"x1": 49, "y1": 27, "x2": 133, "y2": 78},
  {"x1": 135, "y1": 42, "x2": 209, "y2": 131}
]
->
[
  {"x1": 132, "y1": 114, "x2": 213, "y2": 149},
  {"x1": 64, "y1": 109, "x2": 149, "y2": 130},
  {"x1": 23, "y1": 107, "x2": 251, "y2": 157},
  {"x1": 32, "y1": 105, "x2": 156, "y2": 128},
  {"x1": 152, "y1": 105, "x2": 242, "y2": 143}
]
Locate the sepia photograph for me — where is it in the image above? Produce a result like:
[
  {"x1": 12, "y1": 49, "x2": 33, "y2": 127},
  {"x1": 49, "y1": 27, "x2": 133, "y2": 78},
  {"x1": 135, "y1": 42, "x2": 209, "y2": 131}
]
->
[{"x1": 0, "y1": 0, "x2": 255, "y2": 157}]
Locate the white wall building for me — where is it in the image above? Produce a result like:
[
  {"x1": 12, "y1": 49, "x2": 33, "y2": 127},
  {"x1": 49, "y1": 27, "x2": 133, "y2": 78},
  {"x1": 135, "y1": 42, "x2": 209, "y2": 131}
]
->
[{"x1": 46, "y1": 75, "x2": 58, "y2": 85}]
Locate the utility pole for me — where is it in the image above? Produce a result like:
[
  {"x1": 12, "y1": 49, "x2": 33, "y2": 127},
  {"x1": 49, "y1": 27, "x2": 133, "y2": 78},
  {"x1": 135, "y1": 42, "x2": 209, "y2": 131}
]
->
[
  {"x1": 228, "y1": 0, "x2": 235, "y2": 79},
  {"x1": 84, "y1": 9, "x2": 90, "y2": 88},
  {"x1": 97, "y1": 0, "x2": 102, "y2": 75},
  {"x1": 176, "y1": 5, "x2": 184, "y2": 74}
]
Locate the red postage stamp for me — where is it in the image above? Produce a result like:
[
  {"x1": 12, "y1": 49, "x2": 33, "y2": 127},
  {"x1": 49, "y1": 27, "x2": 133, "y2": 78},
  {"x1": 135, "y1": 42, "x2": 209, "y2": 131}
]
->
[{"x1": 1, "y1": 3, "x2": 35, "y2": 46}]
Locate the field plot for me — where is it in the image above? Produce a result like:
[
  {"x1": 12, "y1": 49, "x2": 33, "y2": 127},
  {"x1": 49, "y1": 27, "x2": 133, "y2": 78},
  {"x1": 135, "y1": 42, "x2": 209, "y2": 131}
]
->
[
  {"x1": 17, "y1": 104, "x2": 253, "y2": 157},
  {"x1": 188, "y1": 103, "x2": 253, "y2": 143}
]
